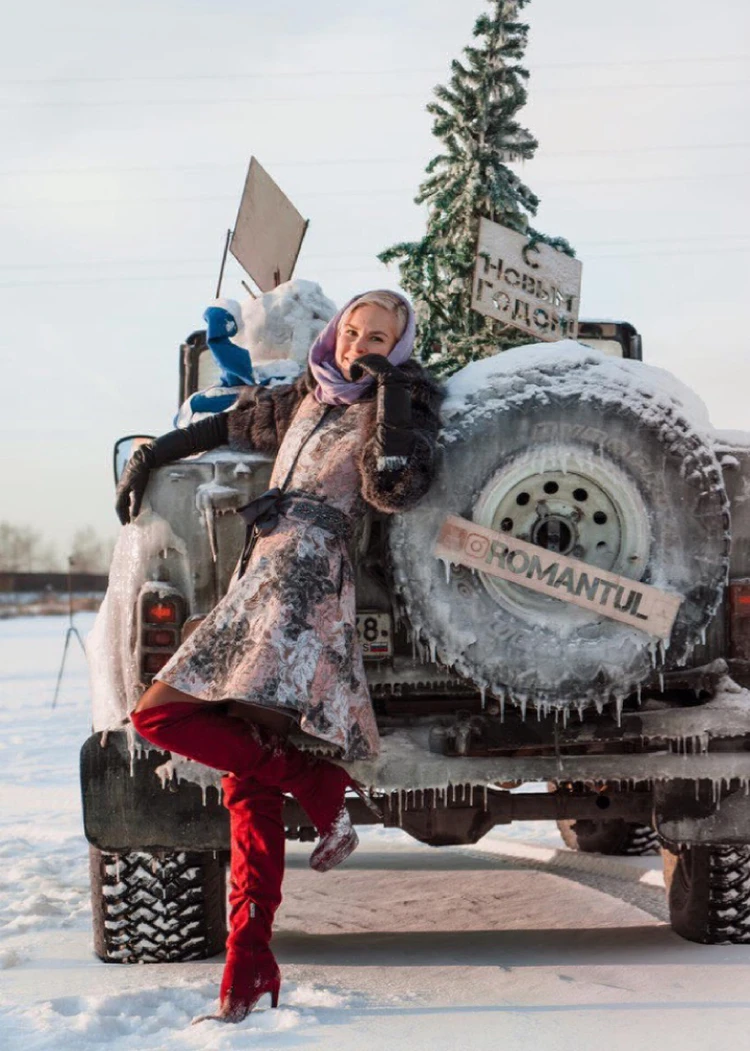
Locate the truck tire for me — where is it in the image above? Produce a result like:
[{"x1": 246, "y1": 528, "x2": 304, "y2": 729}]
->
[
  {"x1": 390, "y1": 349, "x2": 729, "y2": 710},
  {"x1": 90, "y1": 847, "x2": 226, "y2": 963},
  {"x1": 557, "y1": 819, "x2": 659, "y2": 856},
  {"x1": 662, "y1": 844, "x2": 750, "y2": 944}
]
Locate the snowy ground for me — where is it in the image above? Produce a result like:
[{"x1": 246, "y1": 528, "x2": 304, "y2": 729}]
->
[{"x1": 3, "y1": 615, "x2": 750, "y2": 1050}]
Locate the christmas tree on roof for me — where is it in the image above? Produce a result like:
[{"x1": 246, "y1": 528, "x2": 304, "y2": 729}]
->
[{"x1": 379, "y1": 0, "x2": 574, "y2": 376}]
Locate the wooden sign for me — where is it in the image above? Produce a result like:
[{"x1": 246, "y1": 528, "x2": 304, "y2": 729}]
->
[
  {"x1": 434, "y1": 515, "x2": 682, "y2": 641},
  {"x1": 471, "y1": 216, "x2": 583, "y2": 342},
  {"x1": 230, "y1": 158, "x2": 309, "y2": 293}
]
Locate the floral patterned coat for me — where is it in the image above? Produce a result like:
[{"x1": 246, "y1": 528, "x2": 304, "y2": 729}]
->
[{"x1": 156, "y1": 362, "x2": 442, "y2": 760}]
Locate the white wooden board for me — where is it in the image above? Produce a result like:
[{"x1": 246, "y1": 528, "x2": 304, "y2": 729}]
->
[{"x1": 471, "y1": 216, "x2": 583, "y2": 342}]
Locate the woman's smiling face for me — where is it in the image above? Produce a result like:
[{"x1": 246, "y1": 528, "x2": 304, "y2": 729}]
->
[{"x1": 334, "y1": 304, "x2": 400, "y2": 379}]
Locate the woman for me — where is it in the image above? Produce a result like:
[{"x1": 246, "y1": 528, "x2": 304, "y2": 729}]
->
[{"x1": 117, "y1": 290, "x2": 442, "y2": 1022}]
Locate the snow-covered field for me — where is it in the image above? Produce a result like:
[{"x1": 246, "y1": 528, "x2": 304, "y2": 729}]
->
[{"x1": 3, "y1": 614, "x2": 750, "y2": 1050}]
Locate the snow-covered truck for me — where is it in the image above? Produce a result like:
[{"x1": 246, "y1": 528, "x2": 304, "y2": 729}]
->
[{"x1": 82, "y1": 288, "x2": 750, "y2": 962}]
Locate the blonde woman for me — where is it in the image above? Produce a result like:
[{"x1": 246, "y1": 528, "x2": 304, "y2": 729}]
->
[{"x1": 117, "y1": 291, "x2": 442, "y2": 1022}]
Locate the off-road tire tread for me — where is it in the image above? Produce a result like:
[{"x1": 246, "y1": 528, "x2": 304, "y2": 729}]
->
[
  {"x1": 557, "y1": 818, "x2": 659, "y2": 856},
  {"x1": 664, "y1": 844, "x2": 750, "y2": 944},
  {"x1": 90, "y1": 847, "x2": 226, "y2": 963}
]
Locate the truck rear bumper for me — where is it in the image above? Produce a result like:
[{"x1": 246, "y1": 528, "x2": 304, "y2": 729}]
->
[{"x1": 81, "y1": 727, "x2": 750, "y2": 851}]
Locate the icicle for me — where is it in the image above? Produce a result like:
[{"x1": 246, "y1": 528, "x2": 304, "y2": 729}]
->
[
  {"x1": 648, "y1": 640, "x2": 658, "y2": 669},
  {"x1": 636, "y1": 683, "x2": 642, "y2": 706},
  {"x1": 480, "y1": 684, "x2": 487, "y2": 710},
  {"x1": 658, "y1": 672, "x2": 665, "y2": 693},
  {"x1": 614, "y1": 696, "x2": 623, "y2": 726},
  {"x1": 204, "y1": 508, "x2": 218, "y2": 563},
  {"x1": 520, "y1": 696, "x2": 528, "y2": 721}
]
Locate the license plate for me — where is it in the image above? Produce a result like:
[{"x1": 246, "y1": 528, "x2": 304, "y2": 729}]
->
[{"x1": 356, "y1": 612, "x2": 393, "y2": 658}]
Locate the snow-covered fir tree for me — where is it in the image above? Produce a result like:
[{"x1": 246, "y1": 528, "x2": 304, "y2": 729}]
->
[{"x1": 379, "y1": 0, "x2": 574, "y2": 375}]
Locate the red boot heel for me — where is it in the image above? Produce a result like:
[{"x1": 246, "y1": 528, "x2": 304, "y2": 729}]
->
[{"x1": 193, "y1": 955, "x2": 281, "y2": 1024}]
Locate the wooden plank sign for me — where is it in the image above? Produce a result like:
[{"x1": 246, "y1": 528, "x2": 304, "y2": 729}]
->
[
  {"x1": 434, "y1": 514, "x2": 682, "y2": 641},
  {"x1": 230, "y1": 157, "x2": 309, "y2": 293},
  {"x1": 471, "y1": 216, "x2": 583, "y2": 342}
]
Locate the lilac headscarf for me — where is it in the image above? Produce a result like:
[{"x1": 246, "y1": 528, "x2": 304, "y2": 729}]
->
[{"x1": 308, "y1": 291, "x2": 416, "y2": 406}]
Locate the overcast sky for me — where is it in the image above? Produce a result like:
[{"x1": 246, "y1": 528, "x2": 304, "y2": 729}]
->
[{"x1": 2, "y1": 0, "x2": 749, "y2": 556}]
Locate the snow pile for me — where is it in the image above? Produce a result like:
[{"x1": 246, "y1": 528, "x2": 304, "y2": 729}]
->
[
  {"x1": 236, "y1": 279, "x2": 337, "y2": 365},
  {"x1": 715, "y1": 428, "x2": 750, "y2": 451}
]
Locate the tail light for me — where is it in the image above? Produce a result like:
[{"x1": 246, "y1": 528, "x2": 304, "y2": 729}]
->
[
  {"x1": 729, "y1": 579, "x2": 750, "y2": 661},
  {"x1": 137, "y1": 584, "x2": 186, "y2": 686}
]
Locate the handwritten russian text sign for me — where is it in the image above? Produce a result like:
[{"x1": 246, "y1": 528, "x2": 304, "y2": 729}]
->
[
  {"x1": 471, "y1": 216, "x2": 583, "y2": 342},
  {"x1": 434, "y1": 515, "x2": 681, "y2": 641}
]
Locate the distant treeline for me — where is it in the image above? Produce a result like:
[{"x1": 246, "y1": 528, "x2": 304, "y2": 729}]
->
[{"x1": 0, "y1": 572, "x2": 108, "y2": 595}]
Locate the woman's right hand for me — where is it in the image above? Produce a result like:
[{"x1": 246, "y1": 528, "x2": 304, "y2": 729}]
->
[
  {"x1": 115, "y1": 445, "x2": 154, "y2": 525},
  {"x1": 115, "y1": 414, "x2": 231, "y2": 525}
]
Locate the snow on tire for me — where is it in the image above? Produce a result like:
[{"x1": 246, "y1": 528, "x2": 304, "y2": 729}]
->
[
  {"x1": 89, "y1": 847, "x2": 226, "y2": 963},
  {"x1": 390, "y1": 346, "x2": 730, "y2": 711}
]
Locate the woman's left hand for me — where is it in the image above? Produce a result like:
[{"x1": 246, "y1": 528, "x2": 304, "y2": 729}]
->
[{"x1": 351, "y1": 355, "x2": 414, "y2": 463}]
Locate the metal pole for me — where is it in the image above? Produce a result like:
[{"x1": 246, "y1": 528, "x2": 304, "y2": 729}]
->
[
  {"x1": 52, "y1": 555, "x2": 86, "y2": 708},
  {"x1": 215, "y1": 228, "x2": 232, "y2": 299}
]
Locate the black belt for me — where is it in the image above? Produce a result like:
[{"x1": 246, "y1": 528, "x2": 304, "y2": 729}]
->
[{"x1": 235, "y1": 488, "x2": 352, "y2": 578}]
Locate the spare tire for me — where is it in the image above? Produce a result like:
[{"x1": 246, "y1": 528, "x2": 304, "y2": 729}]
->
[{"x1": 390, "y1": 346, "x2": 729, "y2": 710}]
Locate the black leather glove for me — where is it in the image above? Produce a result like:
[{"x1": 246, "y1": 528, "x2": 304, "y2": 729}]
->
[
  {"x1": 349, "y1": 354, "x2": 413, "y2": 462},
  {"x1": 115, "y1": 413, "x2": 229, "y2": 525}
]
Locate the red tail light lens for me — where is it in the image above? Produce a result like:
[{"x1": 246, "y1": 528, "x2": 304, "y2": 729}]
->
[
  {"x1": 143, "y1": 652, "x2": 172, "y2": 674},
  {"x1": 145, "y1": 628, "x2": 177, "y2": 648},
  {"x1": 729, "y1": 580, "x2": 750, "y2": 660},
  {"x1": 145, "y1": 601, "x2": 178, "y2": 624}
]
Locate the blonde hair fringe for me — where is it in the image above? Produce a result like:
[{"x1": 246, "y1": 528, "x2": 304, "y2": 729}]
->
[{"x1": 338, "y1": 291, "x2": 409, "y2": 340}]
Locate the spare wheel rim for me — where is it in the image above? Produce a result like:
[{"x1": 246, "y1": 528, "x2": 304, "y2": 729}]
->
[{"x1": 472, "y1": 443, "x2": 652, "y2": 628}]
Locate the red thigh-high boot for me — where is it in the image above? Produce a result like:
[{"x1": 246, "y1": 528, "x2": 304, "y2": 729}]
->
[
  {"x1": 131, "y1": 703, "x2": 358, "y2": 872},
  {"x1": 195, "y1": 776, "x2": 284, "y2": 1023}
]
